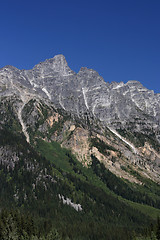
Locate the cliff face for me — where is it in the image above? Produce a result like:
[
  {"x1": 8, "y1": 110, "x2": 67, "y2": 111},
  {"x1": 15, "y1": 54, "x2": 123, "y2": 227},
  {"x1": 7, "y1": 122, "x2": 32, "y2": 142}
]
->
[
  {"x1": 1, "y1": 55, "x2": 160, "y2": 126},
  {"x1": 0, "y1": 54, "x2": 160, "y2": 184}
]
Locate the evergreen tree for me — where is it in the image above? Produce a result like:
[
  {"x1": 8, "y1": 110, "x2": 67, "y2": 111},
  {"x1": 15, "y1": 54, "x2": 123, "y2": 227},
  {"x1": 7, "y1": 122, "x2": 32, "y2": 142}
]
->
[{"x1": 156, "y1": 217, "x2": 160, "y2": 240}]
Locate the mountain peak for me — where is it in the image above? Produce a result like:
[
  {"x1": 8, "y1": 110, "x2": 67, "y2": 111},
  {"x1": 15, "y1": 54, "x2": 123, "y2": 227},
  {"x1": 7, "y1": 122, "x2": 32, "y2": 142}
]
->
[
  {"x1": 126, "y1": 80, "x2": 142, "y2": 86},
  {"x1": 32, "y1": 54, "x2": 74, "y2": 76},
  {"x1": 52, "y1": 54, "x2": 66, "y2": 62}
]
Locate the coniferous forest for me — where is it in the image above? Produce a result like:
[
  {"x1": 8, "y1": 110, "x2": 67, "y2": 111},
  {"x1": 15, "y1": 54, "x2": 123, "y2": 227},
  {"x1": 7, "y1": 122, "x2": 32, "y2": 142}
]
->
[
  {"x1": 0, "y1": 127, "x2": 160, "y2": 240},
  {"x1": 0, "y1": 95, "x2": 160, "y2": 240}
]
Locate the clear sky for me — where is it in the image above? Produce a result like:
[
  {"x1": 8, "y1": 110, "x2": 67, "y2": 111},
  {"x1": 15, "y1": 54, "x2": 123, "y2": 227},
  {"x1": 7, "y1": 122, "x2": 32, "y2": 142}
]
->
[{"x1": 0, "y1": 0, "x2": 160, "y2": 92}]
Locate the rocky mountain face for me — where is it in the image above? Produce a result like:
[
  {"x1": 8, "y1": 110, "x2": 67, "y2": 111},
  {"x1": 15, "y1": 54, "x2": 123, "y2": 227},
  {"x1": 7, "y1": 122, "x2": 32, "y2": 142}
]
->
[
  {"x1": 0, "y1": 54, "x2": 160, "y2": 184},
  {"x1": 1, "y1": 54, "x2": 160, "y2": 239},
  {"x1": 1, "y1": 54, "x2": 160, "y2": 127}
]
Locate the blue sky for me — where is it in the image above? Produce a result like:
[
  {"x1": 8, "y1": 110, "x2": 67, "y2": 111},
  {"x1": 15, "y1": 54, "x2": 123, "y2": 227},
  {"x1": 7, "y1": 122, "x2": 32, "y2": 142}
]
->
[{"x1": 0, "y1": 0, "x2": 160, "y2": 92}]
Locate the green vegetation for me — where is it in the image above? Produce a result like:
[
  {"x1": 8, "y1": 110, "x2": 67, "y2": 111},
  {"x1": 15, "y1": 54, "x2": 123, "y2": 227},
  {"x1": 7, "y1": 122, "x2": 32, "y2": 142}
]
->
[
  {"x1": 35, "y1": 138, "x2": 160, "y2": 238},
  {"x1": 124, "y1": 200, "x2": 160, "y2": 220},
  {"x1": 1, "y1": 99, "x2": 160, "y2": 239},
  {"x1": 91, "y1": 155, "x2": 160, "y2": 208},
  {"x1": 0, "y1": 209, "x2": 63, "y2": 240},
  {"x1": 133, "y1": 217, "x2": 160, "y2": 240},
  {"x1": 0, "y1": 97, "x2": 21, "y2": 133},
  {"x1": 90, "y1": 137, "x2": 118, "y2": 154},
  {"x1": 1, "y1": 129, "x2": 159, "y2": 239},
  {"x1": 117, "y1": 128, "x2": 160, "y2": 151}
]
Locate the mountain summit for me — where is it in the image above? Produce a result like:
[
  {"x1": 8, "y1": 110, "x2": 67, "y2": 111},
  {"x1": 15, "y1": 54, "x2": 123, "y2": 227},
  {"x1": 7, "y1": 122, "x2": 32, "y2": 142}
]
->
[
  {"x1": 1, "y1": 54, "x2": 160, "y2": 179},
  {"x1": 1, "y1": 54, "x2": 160, "y2": 128},
  {"x1": 0, "y1": 54, "x2": 160, "y2": 239}
]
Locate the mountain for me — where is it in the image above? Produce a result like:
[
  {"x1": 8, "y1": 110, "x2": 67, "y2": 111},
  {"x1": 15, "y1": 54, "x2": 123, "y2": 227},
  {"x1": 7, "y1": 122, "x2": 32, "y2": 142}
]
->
[
  {"x1": 2, "y1": 55, "x2": 160, "y2": 126},
  {"x1": 0, "y1": 54, "x2": 160, "y2": 239}
]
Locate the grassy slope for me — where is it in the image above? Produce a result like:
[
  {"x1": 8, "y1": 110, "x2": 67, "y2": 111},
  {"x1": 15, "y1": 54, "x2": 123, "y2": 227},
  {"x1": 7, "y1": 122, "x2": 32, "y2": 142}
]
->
[
  {"x1": 35, "y1": 139, "x2": 160, "y2": 221},
  {"x1": 123, "y1": 199, "x2": 160, "y2": 219}
]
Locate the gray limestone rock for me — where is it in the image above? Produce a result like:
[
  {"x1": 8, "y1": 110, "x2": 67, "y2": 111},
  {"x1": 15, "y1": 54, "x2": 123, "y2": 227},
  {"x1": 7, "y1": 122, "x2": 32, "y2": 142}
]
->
[{"x1": 0, "y1": 54, "x2": 160, "y2": 137}]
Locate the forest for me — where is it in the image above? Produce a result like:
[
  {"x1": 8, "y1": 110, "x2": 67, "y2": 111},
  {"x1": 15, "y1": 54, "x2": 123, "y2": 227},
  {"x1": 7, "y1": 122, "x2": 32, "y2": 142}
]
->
[{"x1": 0, "y1": 127, "x2": 160, "y2": 239}]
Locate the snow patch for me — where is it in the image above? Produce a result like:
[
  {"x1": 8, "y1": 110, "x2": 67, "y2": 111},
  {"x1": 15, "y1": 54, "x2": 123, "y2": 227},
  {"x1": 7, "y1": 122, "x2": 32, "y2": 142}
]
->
[
  {"x1": 42, "y1": 87, "x2": 51, "y2": 100},
  {"x1": 92, "y1": 101, "x2": 98, "y2": 116},
  {"x1": 58, "y1": 194, "x2": 82, "y2": 211},
  {"x1": 59, "y1": 94, "x2": 66, "y2": 110},
  {"x1": 9, "y1": 78, "x2": 30, "y2": 143},
  {"x1": 112, "y1": 82, "x2": 124, "y2": 90},
  {"x1": 108, "y1": 127, "x2": 138, "y2": 154},
  {"x1": 62, "y1": 73, "x2": 74, "y2": 77},
  {"x1": 82, "y1": 87, "x2": 89, "y2": 110},
  {"x1": 18, "y1": 103, "x2": 30, "y2": 143}
]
